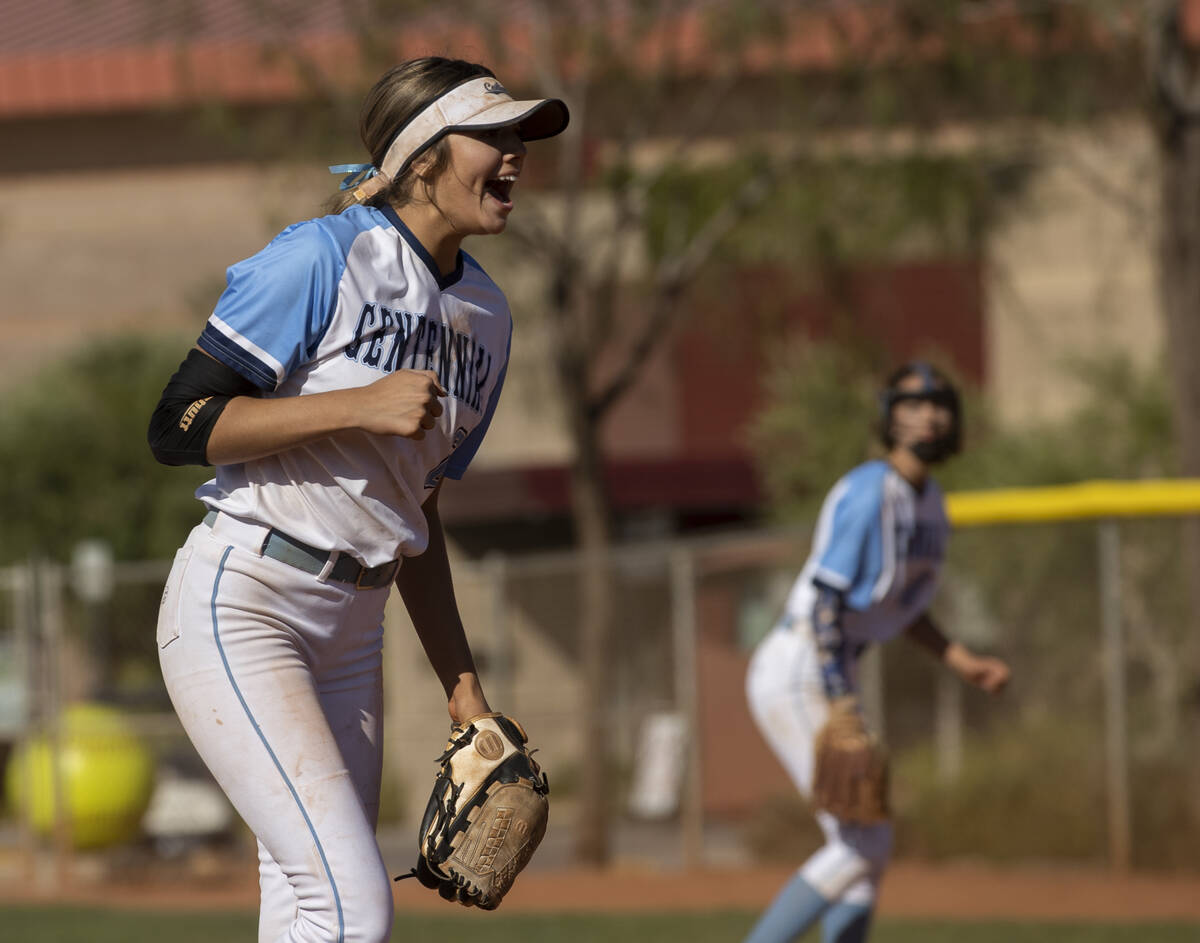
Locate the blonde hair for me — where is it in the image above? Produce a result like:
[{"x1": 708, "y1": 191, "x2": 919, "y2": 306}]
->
[{"x1": 327, "y1": 57, "x2": 496, "y2": 214}]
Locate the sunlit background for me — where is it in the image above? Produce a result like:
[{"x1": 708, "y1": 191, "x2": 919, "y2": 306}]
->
[{"x1": 2, "y1": 1, "x2": 1199, "y2": 938}]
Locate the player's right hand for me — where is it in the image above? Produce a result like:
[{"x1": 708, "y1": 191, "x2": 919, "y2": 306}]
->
[
  {"x1": 360, "y1": 369, "x2": 446, "y2": 439},
  {"x1": 947, "y1": 646, "x2": 1012, "y2": 695}
]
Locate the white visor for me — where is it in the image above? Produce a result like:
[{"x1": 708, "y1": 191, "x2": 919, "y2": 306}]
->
[{"x1": 379, "y1": 76, "x2": 569, "y2": 181}]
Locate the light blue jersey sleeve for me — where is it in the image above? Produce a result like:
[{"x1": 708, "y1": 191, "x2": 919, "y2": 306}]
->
[
  {"x1": 197, "y1": 213, "x2": 365, "y2": 390},
  {"x1": 444, "y1": 324, "x2": 511, "y2": 480},
  {"x1": 812, "y1": 462, "x2": 886, "y2": 609}
]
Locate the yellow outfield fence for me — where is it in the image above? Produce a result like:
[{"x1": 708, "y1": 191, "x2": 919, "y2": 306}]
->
[
  {"x1": 943, "y1": 476, "x2": 1200, "y2": 873},
  {"x1": 946, "y1": 478, "x2": 1200, "y2": 526}
]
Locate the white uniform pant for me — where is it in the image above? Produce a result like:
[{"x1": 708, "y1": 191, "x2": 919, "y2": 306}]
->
[
  {"x1": 745, "y1": 622, "x2": 893, "y2": 905},
  {"x1": 157, "y1": 514, "x2": 395, "y2": 943}
]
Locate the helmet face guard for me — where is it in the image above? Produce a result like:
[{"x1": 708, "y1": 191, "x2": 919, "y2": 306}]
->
[{"x1": 878, "y1": 361, "x2": 962, "y2": 463}]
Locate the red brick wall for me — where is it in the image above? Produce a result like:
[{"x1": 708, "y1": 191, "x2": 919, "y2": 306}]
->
[{"x1": 674, "y1": 259, "x2": 984, "y2": 460}]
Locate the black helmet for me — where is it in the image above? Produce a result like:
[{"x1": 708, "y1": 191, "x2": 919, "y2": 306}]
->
[{"x1": 878, "y1": 361, "x2": 962, "y2": 463}]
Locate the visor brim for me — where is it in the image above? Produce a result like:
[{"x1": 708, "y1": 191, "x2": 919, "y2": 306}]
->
[{"x1": 452, "y1": 97, "x2": 570, "y2": 141}]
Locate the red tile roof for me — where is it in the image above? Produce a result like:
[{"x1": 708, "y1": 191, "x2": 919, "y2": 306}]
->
[
  {"x1": 1186, "y1": 0, "x2": 1200, "y2": 46},
  {"x1": 0, "y1": 0, "x2": 453, "y2": 115},
  {"x1": 0, "y1": 0, "x2": 356, "y2": 52},
  {"x1": 0, "y1": 34, "x2": 360, "y2": 114},
  {"x1": 0, "y1": 1, "x2": 1145, "y2": 119}
]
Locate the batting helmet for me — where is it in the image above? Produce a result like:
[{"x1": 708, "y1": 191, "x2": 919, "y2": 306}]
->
[{"x1": 878, "y1": 361, "x2": 962, "y2": 462}]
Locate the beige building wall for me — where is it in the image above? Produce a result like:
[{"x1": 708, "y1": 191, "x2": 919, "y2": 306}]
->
[
  {"x1": 1, "y1": 165, "x2": 308, "y2": 379},
  {"x1": 0, "y1": 161, "x2": 675, "y2": 466},
  {"x1": 0, "y1": 162, "x2": 573, "y2": 469},
  {"x1": 984, "y1": 117, "x2": 1164, "y2": 426},
  {"x1": 1, "y1": 119, "x2": 1169, "y2": 444}
]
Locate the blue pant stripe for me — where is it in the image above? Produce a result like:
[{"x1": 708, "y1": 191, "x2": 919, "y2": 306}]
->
[{"x1": 210, "y1": 545, "x2": 345, "y2": 943}]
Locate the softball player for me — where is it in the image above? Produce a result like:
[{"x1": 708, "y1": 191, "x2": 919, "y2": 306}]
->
[
  {"x1": 743, "y1": 363, "x2": 1010, "y2": 943},
  {"x1": 147, "y1": 58, "x2": 567, "y2": 943}
]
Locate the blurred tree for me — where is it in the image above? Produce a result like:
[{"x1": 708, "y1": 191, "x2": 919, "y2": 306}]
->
[
  {"x1": 1147, "y1": 1, "x2": 1200, "y2": 663},
  {"x1": 431, "y1": 0, "x2": 1116, "y2": 866},
  {"x1": 751, "y1": 343, "x2": 1177, "y2": 505},
  {"x1": 247, "y1": 0, "x2": 814, "y2": 865},
  {"x1": 0, "y1": 333, "x2": 209, "y2": 565},
  {"x1": 154, "y1": 0, "x2": 1191, "y2": 866},
  {"x1": 0, "y1": 334, "x2": 212, "y2": 693},
  {"x1": 1151, "y1": 0, "x2": 1200, "y2": 488},
  {"x1": 488, "y1": 2, "x2": 794, "y2": 866}
]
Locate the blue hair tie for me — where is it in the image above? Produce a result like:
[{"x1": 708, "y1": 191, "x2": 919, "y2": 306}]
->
[{"x1": 329, "y1": 163, "x2": 379, "y2": 191}]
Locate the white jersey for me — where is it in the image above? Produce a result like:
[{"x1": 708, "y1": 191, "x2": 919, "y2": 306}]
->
[
  {"x1": 781, "y1": 460, "x2": 949, "y2": 645},
  {"x1": 194, "y1": 204, "x2": 511, "y2": 565}
]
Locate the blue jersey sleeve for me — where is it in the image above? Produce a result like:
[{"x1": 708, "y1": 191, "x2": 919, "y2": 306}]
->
[
  {"x1": 197, "y1": 218, "x2": 357, "y2": 390},
  {"x1": 444, "y1": 325, "x2": 511, "y2": 480},
  {"x1": 812, "y1": 466, "x2": 885, "y2": 597}
]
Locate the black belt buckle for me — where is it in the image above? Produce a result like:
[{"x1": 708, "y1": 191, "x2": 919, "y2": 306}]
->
[{"x1": 356, "y1": 560, "x2": 396, "y2": 589}]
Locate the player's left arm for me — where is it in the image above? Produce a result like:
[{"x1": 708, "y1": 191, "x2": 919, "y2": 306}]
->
[
  {"x1": 903, "y1": 611, "x2": 1011, "y2": 695},
  {"x1": 395, "y1": 483, "x2": 491, "y2": 724}
]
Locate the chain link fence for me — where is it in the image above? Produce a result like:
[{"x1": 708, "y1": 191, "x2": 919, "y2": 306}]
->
[{"x1": 1, "y1": 512, "x2": 1197, "y2": 883}]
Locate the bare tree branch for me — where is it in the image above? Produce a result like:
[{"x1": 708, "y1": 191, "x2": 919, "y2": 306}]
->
[
  {"x1": 525, "y1": 0, "x2": 569, "y2": 98},
  {"x1": 1056, "y1": 134, "x2": 1155, "y2": 226},
  {"x1": 504, "y1": 198, "x2": 567, "y2": 260},
  {"x1": 1151, "y1": 0, "x2": 1200, "y2": 118},
  {"x1": 588, "y1": 156, "x2": 782, "y2": 420}
]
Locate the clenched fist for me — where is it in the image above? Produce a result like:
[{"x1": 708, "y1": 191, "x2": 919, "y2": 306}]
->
[{"x1": 359, "y1": 369, "x2": 446, "y2": 440}]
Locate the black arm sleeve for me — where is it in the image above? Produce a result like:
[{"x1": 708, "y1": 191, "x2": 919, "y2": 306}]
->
[
  {"x1": 147, "y1": 348, "x2": 259, "y2": 466},
  {"x1": 812, "y1": 579, "x2": 853, "y2": 699}
]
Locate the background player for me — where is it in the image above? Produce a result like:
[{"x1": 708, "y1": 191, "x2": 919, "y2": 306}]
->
[
  {"x1": 743, "y1": 362, "x2": 1011, "y2": 943},
  {"x1": 147, "y1": 57, "x2": 567, "y2": 942}
]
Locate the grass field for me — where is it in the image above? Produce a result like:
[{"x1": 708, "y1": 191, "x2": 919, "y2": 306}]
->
[{"x1": 4, "y1": 906, "x2": 1199, "y2": 943}]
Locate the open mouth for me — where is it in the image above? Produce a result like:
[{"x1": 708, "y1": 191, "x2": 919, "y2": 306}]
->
[{"x1": 484, "y1": 175, "x2": 516, "y2": 206}]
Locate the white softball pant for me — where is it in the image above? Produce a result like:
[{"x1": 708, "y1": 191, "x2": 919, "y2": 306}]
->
[
  {"x1": 745, "y1": 622, "x2": 893, "y2": 905},
  {"x1": 157, "y1": 513, "x2": 394, "y2": 943}
]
